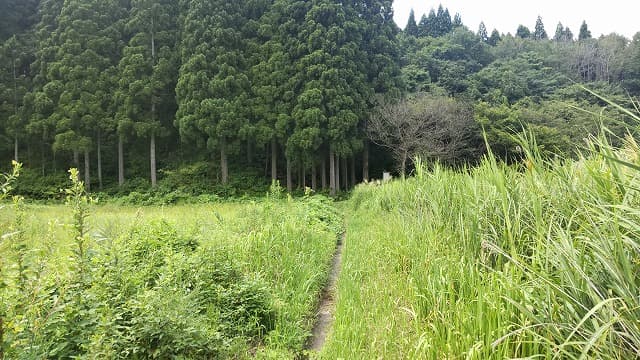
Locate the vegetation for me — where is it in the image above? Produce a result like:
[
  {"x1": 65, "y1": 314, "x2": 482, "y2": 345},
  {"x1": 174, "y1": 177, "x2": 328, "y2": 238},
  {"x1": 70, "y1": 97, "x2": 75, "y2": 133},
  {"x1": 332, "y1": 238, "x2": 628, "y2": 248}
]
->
[
  {"x1": 0, "y1": 177, "x2": 342, "y2": 358},
  {"x1": 2, "y1": 1, "x2": 640, "y2": 359},
  {"x1": 320, "y1": 104, "x2": 640, "y2": 358},
  {"x1": 1, "y1": 2, "x2": 639, "y2": 198}
]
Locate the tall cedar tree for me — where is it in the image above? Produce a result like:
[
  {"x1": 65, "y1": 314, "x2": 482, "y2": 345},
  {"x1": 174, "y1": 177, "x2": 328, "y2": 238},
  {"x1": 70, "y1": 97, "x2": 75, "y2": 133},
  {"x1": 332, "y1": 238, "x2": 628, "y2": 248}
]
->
[
  {"x1": 405, "y1": 9, "x2": 419, "y2": 37},
  {"x1": 116, "y1": 0, "x2": 179, "y2": 187},
  {"x1": 24, "y1": 0, "x2": 65, "y2": 174},
  {"x1": 534, "y1": 16, "x2": 548, "y2": 40},
  {"x1": 488, "y1": 29, "x2": 501, "y2": 46},
  {"x1": 48, "y1": 0, "x2": 126, "y2": 190},
  {"x1": 290, "y1": 1, "x2": 370, "y2": 194},
  {"x1": 250, "y1": 0, "x2": 304, "y2": 182},
  {"x1": 434, "y1": 5, "x2": 452, "y2": 37},
  {"x1": 452, "y1": 13, "x2": 462, "y2": 28},
  {"x1": 0, "y1": 36, "x2": 31, "y2": 162},
  {"x1": 579, "y1": 21, "x2": 592, "y2": 40},
  {"x1": 477, "y1": 22, "x2": 489, "y2": 42},
  {"x1": 358, "y1": 0, "x2": 402, "y2": 182},
  {"x1": 176, "y1": 0, "x2": 253, "y2": 185}
]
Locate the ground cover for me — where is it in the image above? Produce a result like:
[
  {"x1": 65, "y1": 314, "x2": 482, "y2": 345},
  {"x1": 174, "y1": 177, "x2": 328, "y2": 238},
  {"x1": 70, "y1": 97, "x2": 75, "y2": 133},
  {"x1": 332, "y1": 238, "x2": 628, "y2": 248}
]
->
[
  {"x1": 321, "y1": 137, "x2": 640, "y2": 359},
  {"x1": 0, "y1": 179, "x2": 341, "y2": 359}
]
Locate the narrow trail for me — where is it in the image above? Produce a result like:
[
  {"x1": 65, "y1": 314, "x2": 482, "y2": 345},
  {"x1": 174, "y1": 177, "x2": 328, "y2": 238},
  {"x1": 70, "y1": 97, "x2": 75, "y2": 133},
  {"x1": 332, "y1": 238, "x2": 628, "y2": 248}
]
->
[{"x1": 308, "y1": 231, "x2": 345, "y2": 353}]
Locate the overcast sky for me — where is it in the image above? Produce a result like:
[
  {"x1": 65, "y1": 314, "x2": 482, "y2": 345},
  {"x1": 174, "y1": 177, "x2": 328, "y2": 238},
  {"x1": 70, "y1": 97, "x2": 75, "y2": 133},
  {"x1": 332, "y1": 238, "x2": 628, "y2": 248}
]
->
[{"x1": 393, "y1": 0, "x2": 640, "y2": 40}]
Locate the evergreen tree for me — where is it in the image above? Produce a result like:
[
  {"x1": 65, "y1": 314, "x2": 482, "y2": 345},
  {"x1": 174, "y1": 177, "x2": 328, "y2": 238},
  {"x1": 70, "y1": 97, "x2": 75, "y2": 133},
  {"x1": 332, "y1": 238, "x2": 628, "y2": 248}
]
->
[
  {"x1": 417, "y1": 13, "x2": 430, "y2": 38},
  {"x1": 564, "y1": 27, "x2": 574, "y2": 42},
  {"x1": 516, "y1": 25, "x2": 531, "y2": 39},
  {"x1": 290, "y1": 0, "x2": 369, "y2": 194},
  {"x1": 452, "y1": 13, "x2": 462, "y2": 28},
  {"x1": 579, "y1": 20, "x2": 591, "y2": 40},
  {"x1": 533, "y1": 16, "x2": 548, "y2": 40},
  {"x1": 24, "y1": 0, "x2": 65, "y2": 173},
  {"x1": 441, "y1": 8, "x2": 452, "y2": 34},
  {"x1": 0, "y1": 36, "x2": 32, "y2": 162},
  {"x1": 477, "y1": 22, "x2": 488, "y2": 42},
  {"x1": 356, "y1": 0, "x2": 402, "y2": 182},
  {"x1": 405, "y1": 9, "x2": 419, "y2": 37},
  {"x1": 116, "y1": 0, "x2": 179, "y2": 187},
  {"x1": 554, "y1": 22, "x2": 564, "y2": 41},
  {"x1": 47, "y1": 0, "x2": 126, "y2": 190},
  {"x1": 176, "y1": 0, "x2": 254, "y2": 185},
  {"x1": 248, "y1": 0, "x2": 296, "y2": 182},
  {"x1": 0, "y1": 0, "x2": 39, "y2": 41},
  {"x1": 434, "y1": 5, "x2": 452, "y2": 36},
  {"x1": 488, "y1": 29, "x2": 501, "y2": 46}
]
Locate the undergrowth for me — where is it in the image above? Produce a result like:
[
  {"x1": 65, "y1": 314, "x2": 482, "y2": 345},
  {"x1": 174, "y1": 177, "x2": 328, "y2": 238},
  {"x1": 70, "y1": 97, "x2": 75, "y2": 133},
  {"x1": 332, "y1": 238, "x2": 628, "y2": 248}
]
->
[
  {"x1": 323, "y1": 100, "x2": 640, "y2": 358},
  {"x1": 0, "y1": 174, "x2": 341, "y2": 358}
]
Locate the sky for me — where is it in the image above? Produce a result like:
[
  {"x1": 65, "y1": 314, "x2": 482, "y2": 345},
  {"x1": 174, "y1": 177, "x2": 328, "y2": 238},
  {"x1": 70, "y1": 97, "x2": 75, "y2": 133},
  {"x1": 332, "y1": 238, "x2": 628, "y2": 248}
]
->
[{"x1": 393, "y1": 0, "x2": 640, "y2": 40}]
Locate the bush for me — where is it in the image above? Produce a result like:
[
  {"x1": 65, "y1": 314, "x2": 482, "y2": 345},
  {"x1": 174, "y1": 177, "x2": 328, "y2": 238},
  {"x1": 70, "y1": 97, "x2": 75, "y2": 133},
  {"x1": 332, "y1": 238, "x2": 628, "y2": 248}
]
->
[{"x1": 5, "y1": 218, "x2": 276, "y2": 358}]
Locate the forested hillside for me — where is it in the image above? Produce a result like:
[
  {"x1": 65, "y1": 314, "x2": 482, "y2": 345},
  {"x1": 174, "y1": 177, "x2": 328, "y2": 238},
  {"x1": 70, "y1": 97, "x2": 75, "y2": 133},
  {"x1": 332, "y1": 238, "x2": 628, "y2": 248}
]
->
[{"x1": 1, "y1": 1, "x2": 639, "y2": 198}]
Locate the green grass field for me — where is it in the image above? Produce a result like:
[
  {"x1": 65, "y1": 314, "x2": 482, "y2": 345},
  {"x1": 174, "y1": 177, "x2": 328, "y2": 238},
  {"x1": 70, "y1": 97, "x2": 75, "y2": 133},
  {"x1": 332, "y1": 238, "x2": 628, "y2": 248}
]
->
[
  {"x1": 0, "y1": 186, "x2": 342, "y2": 358},
  {"x1": 320, "y1": 138, "x2": 640, "y2": 359}
]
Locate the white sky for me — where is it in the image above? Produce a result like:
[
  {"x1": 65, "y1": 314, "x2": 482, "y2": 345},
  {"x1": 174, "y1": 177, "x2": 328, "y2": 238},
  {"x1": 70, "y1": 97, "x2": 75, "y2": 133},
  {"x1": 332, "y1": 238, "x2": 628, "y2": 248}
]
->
[{"x1": 393, "y1": 0, "x2": 640, "y2": 39}]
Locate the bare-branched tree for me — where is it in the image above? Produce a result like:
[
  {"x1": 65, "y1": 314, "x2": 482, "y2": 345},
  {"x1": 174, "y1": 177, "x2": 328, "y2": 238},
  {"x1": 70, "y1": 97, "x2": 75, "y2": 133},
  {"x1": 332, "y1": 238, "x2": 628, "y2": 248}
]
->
[{"x1": 367, "y1": 94, "x2": 480, "y2": 176}]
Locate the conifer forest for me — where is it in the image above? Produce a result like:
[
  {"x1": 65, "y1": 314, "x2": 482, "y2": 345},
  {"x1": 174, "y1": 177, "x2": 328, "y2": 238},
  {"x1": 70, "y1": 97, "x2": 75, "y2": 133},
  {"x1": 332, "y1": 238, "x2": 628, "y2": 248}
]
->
[{"x1": 1, "y1": 0, "x2": 638, "y2": 197}]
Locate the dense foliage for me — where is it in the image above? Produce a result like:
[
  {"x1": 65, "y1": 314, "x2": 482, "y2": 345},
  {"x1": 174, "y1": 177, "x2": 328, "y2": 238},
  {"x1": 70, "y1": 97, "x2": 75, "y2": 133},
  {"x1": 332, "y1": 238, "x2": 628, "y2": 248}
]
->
[
  {"x1": 0, "y1": 174, "x2": 342, "y2": 357},
  {"x1": 323, "y1": 110, "x2": 640, "y2": 358},
  {"x1": 0, "y1": 1, "x2": 639, "y2": 198}
]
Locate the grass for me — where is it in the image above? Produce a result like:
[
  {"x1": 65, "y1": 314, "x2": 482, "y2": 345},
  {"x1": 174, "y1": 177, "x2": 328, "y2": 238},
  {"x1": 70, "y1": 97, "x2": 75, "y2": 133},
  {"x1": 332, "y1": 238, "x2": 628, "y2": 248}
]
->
[
  {"x1": 3, "y1": 98, "x2": 640, "y2": 359},
  {"x1": 0, "y1": 189, "x2": 341, "y2": 358},
  {"x1": 320, "y1": 131, "x2": 640, "y2": 358}
]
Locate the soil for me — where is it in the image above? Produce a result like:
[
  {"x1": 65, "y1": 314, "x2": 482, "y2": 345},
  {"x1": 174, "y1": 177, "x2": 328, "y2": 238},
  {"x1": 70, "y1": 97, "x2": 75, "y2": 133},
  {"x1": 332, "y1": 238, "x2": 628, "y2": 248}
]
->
[{"x1": 307, "y1": 231, "x2": 345, "y2": 353}]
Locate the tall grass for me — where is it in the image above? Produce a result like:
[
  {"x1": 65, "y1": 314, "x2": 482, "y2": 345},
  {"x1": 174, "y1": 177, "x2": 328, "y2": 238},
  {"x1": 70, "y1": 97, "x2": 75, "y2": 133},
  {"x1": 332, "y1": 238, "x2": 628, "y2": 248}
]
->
[
  {"x1": 0, "y1": 182, "x2": 341, "y2": 358},
  {"x1": 322, "y1": 106, "x2": 640, "y2": 358}
]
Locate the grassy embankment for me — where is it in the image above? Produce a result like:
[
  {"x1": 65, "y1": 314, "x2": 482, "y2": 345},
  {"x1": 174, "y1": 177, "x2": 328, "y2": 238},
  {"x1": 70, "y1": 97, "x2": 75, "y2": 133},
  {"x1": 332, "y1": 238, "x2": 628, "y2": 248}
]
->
[
  {"x1": 321, "y1": 130, "x2": 640, "y2": 358},
  {"x1": 0, "y1": 182, "x2": 341, "y2": 359}
]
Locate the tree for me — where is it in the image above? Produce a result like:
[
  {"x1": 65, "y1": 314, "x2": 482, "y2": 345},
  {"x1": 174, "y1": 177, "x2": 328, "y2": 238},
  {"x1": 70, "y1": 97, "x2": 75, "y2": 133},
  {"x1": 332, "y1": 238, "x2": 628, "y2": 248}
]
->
[
  {"x1": 434, "y1": 5, "x2": 452, "y2": 36},
  {"x1": 405, "y1": 9, "x2": 419, "y2": 37},
  {"x1": 452, "y1": 13, "x2": 462, "y2": 28},
  {"x1": 249, "y1": 0, "x2": 299, "y2": 183},
  {"x1": 477, "y1": 22, "x2": 488, "y2": 42},
  {"x1": 417, "y1": 13, "x2": 430, "y2": 38},
  {"x1": 176, "y1": 0, "x2": 254, "y2": 185},
  {"x1": 0, "y1": 36, "x2": 31, "y2": 162},
  {"x1": 418, "y1": 9, "x2": 437, "y2": 37},
  {"x1": 48, "y1": 0, "x2": 126, "y2": 190},
  {"x1": 116, "y1": 0, "x2": 179, "y2": 187},
  {"x1": 533, "y1": 16, "x2": 547, "y2": 40},
  {"x1": 367, "y1": 94, "x2": 480, "y2": 176},
  {"x1": 0, "y1": 0, "x2": 39, "y2": 41},
  {"x1": 23, "y1": 0, "x2": 65, "y2": 175},
  {"x1": 622, "y1": 32, "x2": 640, "y2": 94},
  {"x1": 564, "y1": 27, "x2": 574, "y2": 42},
  {"x1": 554, "y1": 22, "x2": 564, "y2": 42},
  {"x1": 290, "y1": 0, "x2": 369, "y2": 194},
  {"x1": 357, "y1": 0, "x2": 402, "y2": 182},
  {"x1": 579, "y1": 20, "x2": 591, "y2": 40},
  {"x1": 488, "y1": 29, "x2": 501, "y2": 46},
  {"x1": 516, "y1": 25, "x2": 531, "y2": 39}
]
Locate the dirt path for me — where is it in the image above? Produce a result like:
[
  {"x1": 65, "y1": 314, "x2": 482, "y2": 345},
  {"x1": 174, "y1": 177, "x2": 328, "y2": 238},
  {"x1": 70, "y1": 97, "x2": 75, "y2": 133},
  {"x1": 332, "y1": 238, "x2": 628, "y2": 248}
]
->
[{"x1": 308, "y1": 231, "x2": 345, "y2": 353}]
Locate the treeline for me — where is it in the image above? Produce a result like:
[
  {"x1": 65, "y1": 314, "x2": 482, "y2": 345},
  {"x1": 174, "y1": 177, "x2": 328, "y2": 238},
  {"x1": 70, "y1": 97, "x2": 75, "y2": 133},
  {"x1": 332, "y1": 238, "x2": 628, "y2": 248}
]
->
[
  {"x1": 1, "y1": 1, "x2": 639, "y2": 197},
  {"x1": 0, "y1": 0, "x2": 400, "y2": 196},
  {"x1": 399, "y1": 7, "x2": 640, "y2": 159}
]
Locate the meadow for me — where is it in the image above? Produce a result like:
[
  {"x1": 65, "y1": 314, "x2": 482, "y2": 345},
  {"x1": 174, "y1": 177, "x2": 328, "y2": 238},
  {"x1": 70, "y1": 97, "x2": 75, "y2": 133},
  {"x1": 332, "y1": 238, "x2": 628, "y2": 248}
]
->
[
  {"x1": 0, "y1": 176, "x2": 342, "y2": 359},
  {"x1": 320, "y1": 133, "x2": 640, "y2": 358}
]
